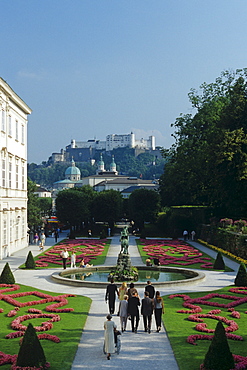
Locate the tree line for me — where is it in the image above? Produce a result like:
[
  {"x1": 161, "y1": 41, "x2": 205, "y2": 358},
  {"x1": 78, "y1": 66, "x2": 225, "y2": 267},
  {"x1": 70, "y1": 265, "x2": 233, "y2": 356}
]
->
[{"x1": 159, "y1": 69, "x2": 247, "y2": 218}]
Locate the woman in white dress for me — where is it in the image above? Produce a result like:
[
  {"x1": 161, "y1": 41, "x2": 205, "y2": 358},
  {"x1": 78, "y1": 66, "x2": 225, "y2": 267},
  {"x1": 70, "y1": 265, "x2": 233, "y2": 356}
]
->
[{"x1": 104, "y1": 314, "x2": 116, "y2": 360}]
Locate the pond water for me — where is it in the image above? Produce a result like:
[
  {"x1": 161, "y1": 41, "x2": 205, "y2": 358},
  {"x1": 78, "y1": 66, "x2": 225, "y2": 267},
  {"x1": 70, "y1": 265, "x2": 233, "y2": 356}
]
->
[{"x1": 62, "y1": 269, "x2": 190, "y2": 283}]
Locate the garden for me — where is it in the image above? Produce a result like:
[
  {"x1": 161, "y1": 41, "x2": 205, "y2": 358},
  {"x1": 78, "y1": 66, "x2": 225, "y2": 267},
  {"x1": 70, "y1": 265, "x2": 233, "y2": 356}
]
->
[
  {"x1": 21, "y1": 238, "x2": 111, "y2": 269},
  {"x1": 136, "y1": 238, "x2": 228, "y2": 270},
  {"x1": 163, "y1": 286, "x2": 247, "y2": 370},
  {"x1": 0, "y1": 283, "x2": 91, "y2": 370}
]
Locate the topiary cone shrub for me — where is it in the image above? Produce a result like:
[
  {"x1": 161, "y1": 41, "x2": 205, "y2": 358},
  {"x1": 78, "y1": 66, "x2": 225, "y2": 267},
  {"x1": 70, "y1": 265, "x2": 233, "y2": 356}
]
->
[
  {"x1": 0, "y1": 262, "x2": 15, "y2": 284},
  {"x1": 234, "y1": 263, "x2": 247, "y2": 286},
  {"x1": 14, "y1": 323, "x2": 49, "y2": 370},
  {"x1": 213, "y1": 252, "x2": 225, "y2": 270},
  {"x1": 25, "y1": 251, "x2": 36, "y2": 269},
  {"x1": 201, "y1": 321, "x2": 234, "y2": 370}
]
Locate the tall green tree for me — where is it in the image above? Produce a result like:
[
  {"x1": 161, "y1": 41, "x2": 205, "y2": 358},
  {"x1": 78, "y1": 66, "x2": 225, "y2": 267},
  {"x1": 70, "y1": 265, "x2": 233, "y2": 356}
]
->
[
  {"x1": 56, "y1": 186, "x2": 95, "y2": 235},
  {"x1": 128, "y1": 188, "x2": 161, "y2": 230},
  {"x1": 92, "y1": 190, "x2": 123, "y2": 230},
  {"x1": 27, "y1": 178, "x2": 42, "y2": 228},
  {"x1": 160, "y1": 69, "x2": 247, "y2": 216}
]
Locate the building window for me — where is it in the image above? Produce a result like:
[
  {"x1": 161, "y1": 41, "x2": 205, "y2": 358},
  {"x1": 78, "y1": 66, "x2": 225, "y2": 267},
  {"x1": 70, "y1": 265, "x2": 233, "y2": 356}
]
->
[
  {"x1": 22, "y1": 165, "x2": 24, "y2": 189},
  {"x1": 10, "y1": 218, "x2": 13, "y2": 242},
  {"x1": 9, "y1": 159, "x2": 12, "y2": 188},
  {"x1": 2, "y1": 110, "x2": 5, "y2": 131},
  {"x1": 15, "y1": 120, "x2": 19, "y2": 141},
  {"x1": 8, "y1": 115, "x2": 12, "y2": 136},
  {"x1": 16, "y1": 223, "x2": 19, "y2": 240},
  {"x1": 3, "y1": 219, "x2": 7, "y2": 245},
  {"x1": 16, "y1": 163, "x2": 19, "y2": 189},
  {"x1": 21, "y1": 125, "x2": 24, "y2": 144},
  {"x1": 22, "y1": 215, "x2": 25, "y2": 238},
  {"x1": 2, "y1": 158, "x2": 6, "y2": 187}
]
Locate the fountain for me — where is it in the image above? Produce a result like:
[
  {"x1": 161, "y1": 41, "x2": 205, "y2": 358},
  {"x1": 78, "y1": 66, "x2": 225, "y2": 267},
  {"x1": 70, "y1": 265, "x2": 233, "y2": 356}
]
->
[
  {"x1": 109, "y1": 226, "x2": 138, "y2": 281},
  {"x1": 51, "y1": 231, "x2": 205, "y2": 288}
]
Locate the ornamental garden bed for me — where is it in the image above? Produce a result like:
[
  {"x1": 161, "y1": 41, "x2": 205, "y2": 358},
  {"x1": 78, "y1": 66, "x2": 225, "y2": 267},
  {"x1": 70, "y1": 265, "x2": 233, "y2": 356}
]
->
[
  {"x1": 20, "y1": 239, "x2": 111, "y2": 269},
  {"x1": 163, "y1": 286, "x2": 247, "y2": 370},
  {"x1": 136, "y1": 239, "x2": 232, "y2": 270},
  {"x1": 0, "y1": 283, "x2": 91, "y2": 370}
]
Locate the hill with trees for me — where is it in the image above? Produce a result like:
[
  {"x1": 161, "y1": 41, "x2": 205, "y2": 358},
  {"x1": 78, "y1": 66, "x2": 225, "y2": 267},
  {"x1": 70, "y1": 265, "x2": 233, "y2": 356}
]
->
[{"x1": 28, "y1": 148, "x2": 165, "y2": 188}]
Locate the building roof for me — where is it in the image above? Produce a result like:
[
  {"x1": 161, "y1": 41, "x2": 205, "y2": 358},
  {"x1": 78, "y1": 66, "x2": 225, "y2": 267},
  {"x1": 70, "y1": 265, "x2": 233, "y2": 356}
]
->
[{"x1": 65, "y1": 158, "x2": 81, "y2": 176}]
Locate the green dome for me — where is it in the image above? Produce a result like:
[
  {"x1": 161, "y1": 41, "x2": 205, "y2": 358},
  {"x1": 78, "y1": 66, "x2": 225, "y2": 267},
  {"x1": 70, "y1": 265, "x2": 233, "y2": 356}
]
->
[{"x1": 65, "y1": 159, "x2": 81, "y2": 176}]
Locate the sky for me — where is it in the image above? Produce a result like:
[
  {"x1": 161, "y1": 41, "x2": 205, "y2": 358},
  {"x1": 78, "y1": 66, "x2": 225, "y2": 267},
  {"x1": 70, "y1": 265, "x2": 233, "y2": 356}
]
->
[{"x1": 1, "y1": 0, "x2": 247, "y2": 164}]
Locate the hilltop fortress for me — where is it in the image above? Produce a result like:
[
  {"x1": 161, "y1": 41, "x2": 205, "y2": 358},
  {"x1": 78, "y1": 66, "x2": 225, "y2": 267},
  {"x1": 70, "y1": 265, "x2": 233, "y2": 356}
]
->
[{"x1": 49, "y1": 132, "x2": 156, "y2": 163}]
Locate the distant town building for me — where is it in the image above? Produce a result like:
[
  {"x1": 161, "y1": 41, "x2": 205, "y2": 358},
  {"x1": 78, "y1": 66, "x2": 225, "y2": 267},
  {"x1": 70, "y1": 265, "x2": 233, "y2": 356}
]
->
[
  {"x1": 49, "y1": 132, "x2": 156, "y2": 164},
  {"x1": 34, "y1": 185, "x2": 51, "y2": 198},
  {"x1": 0, "y1": 77, "x2": 32, "y2": 260}
]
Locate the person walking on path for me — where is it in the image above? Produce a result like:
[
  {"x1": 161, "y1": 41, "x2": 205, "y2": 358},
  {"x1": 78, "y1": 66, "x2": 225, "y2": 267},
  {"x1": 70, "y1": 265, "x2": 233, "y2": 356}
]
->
[
  {"x1": 70, "y1": 251, "x2": 76, "y2": 268},
  {"x1": 128, "y1": 291, "x2": 140, "y2": 333},
  {"x1": 60, "y1": 248, "x2": 69, "y2": 269},
  {"x1": 104, "y1": 314, "x2": 117, "y2": 360},
  {"x1": 33, "y1": 232, "x2": 39, "y2": 245},
  {"x1": 145, "y1": 280, "x2": 155, "y2": 299},
  {"x1": 141, "y1": 291, "x2": 154, "y2": 333},
  {"x1": 183, "y1": 230, "x2": 188, "y2": 241},
  {"x1": 118, "y1": 282, "x2": 127, "y2": 314},
  {"x1": 54, "y1": 229, "x2": 59, "y2": 243},
  {"x1": 119, "y1": 294, "x2": 128, "y2": 332},
  {"x1": 127, "y1": 282, "x2": 138, "y2": 299},
  {"x1": 154, "y1": 291, "x2": 165, "y2": 332},
  {"x1": 105, "y1": 279, "x2": 119, "y2": 314},
  {"x1": 39, "y1": 233, "x2": 46, "y2": 251}
]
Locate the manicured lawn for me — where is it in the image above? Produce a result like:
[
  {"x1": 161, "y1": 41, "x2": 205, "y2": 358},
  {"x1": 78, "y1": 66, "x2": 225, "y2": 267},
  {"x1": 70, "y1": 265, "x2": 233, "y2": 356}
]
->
[
  {"x1": 0, "y1": 283, "x2": 91, "y2": 370},
  {"x1": 136, "y1": 238, "x2": 232, "y2": 271},
  {"x1": 163, "y1": 286, "x2": 247, "y2": 370},
  {"x1": 20, "y1": 239, "x2": 111, "y2": 269}
]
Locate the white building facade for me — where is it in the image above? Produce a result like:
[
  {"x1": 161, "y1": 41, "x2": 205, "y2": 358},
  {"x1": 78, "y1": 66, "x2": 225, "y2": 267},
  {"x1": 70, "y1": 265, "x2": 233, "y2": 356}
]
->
[{"x1": 0, "y1": 78, "x2": 32, "y2": 260}]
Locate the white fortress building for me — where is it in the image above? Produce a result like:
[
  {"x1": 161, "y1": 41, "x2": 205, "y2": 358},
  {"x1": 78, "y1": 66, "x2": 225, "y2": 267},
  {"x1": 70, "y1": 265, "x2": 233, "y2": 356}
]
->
[
  {"x1": 70, "y1": 132, "x2": 155, "y2": 151},
  {"x1": 0, "y1": 78, "x2": 32, "y2": 259},
  {"x1": 50, "y1": 132, "x2": 156, "y2": 163}
]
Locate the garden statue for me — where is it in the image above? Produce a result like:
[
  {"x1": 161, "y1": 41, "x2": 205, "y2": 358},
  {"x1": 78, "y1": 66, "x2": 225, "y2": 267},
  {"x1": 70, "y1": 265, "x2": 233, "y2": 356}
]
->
[{"x1": 120, "y1": 226, "x2": 129, "y2": 254}]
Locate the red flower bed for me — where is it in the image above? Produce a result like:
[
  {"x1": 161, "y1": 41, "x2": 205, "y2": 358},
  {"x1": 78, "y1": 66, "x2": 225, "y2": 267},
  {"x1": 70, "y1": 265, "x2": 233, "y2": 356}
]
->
[
  {"x1": 139, "y1": 239, "x2": 213, "y2": 268},
  {"x1": 35, "y1": 239, "x2": 107, "y2": 267},
  {"x1": 169, "y1": 287, "x2": 247, "y2": 369}
]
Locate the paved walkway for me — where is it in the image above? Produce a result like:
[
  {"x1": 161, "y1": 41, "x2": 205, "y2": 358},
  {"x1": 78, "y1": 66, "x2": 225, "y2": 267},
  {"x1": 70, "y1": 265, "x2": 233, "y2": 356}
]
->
[{"x1": 0, "y1": 233, "x2": 240, "y2": 369}]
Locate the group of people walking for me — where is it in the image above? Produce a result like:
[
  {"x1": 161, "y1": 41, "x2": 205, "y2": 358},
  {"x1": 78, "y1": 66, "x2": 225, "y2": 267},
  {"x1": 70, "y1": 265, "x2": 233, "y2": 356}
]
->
[{"x1": 104, "y1": 279, "x2": 165, "y2": 360}]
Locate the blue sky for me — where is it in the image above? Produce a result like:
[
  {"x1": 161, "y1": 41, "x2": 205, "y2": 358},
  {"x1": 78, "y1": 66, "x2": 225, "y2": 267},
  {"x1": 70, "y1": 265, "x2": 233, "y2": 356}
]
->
[{"x1": 1, "y1": 0, "x2": 247, "y2": 163}]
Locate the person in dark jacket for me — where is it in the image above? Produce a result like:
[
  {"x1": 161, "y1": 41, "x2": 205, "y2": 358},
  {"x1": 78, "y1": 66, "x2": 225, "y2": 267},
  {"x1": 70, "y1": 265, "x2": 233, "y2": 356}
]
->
[
  {"x1": 145, "y1": 280, "x2": 155, "y2": 299},
  {"x1": 141, "y1": 291, "x2": 154, "y2": 333},
  {"x1": 128, "y1": 291, "x2": 140, "y2": 333},
  {"x1": 105, "y1": 279, "x2": 119, "y2": 314}
]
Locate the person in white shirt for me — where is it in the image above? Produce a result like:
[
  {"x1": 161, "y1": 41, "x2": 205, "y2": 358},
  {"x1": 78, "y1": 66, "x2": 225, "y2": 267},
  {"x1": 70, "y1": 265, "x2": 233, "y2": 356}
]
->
[{"x1": 60, "y1": 248, "x2": 69, "y2": 269}]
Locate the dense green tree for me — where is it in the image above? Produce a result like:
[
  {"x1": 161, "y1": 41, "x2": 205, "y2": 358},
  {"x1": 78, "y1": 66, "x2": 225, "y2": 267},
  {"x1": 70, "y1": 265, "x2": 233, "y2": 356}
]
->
[
  {"x1": 0, "y1": 262, "x2": 15, "y2": 284},
  {"x1": 92, "y1": 190, "x2": 123, "y2": 230},
  {"x1": 202, "y1": 321, "x2": 234, "y2": 370},
  {"x1": 25, "y1": 251, "x2": 36, "y2": 269},
  {"x1": 16, "y1": 323, "x2": 47, "y2": 368},
  {"x1": 160, "y1": 69, "x2": 247, "y2": 216},
  {"x1": 128, "y1": 188, "x2": 161, "y2": 230},
  {"x1": 234, "y1": 263, "x2": 247, "y2": 286},
  {"x1": 56, "y1": 186, "x2": 95, "y2": 235},
  {"x1": 27, "y1": 178, "x2": 42, "y2": 228},
  {"x1": 37, "y1": 197, "x2": 52, "y2": 217}
]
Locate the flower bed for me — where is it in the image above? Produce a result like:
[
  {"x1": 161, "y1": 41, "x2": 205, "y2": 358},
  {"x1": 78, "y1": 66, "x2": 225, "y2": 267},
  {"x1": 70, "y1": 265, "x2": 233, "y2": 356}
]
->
[
  {"x1": 0, "y1": 284, "x2": 91, "y2": 370},
  {"x1": 35, "y1": 239, "x2": 107, "y2": 268},
  {"x1": 137, "y1": 239, "x2": 214, "y2": 269},
  {"x1": 166, "y1": 286, "x2": 247, "y2": 369}
]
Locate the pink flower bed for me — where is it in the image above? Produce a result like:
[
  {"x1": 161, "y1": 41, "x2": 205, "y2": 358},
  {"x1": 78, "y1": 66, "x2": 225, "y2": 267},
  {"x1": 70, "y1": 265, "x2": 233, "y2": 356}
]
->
[
  {"x1": 170, "y1": 287, "x2": 247, "y2": 369},
  {"x1": 0, "y1": 283, "x2": 77, "y2": 366},
  {"x1": 139, "y1": 239, "x2": 213, "y2": 268},
  {"x1": 35, "y1": 239, "x2": 107, "y2": 267}
]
